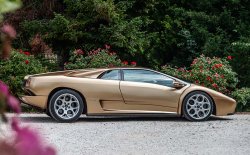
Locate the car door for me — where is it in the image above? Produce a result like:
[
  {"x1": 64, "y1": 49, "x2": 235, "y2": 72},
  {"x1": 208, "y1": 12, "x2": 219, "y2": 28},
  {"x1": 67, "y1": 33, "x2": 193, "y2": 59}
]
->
[
  {"x1": 94, "y1": 69, "x2": 125, "y2": 111},
  {"x1": 120, "y1": 69, "x2": 184, "y2": 109}
]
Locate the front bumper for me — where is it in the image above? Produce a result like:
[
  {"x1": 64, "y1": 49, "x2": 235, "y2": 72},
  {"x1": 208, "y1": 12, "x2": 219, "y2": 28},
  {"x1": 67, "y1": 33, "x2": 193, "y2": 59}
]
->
[
  {"x1": 213, "y1": 97, "x2": 237, "y2": 116},
  {"x1": 20, "y1": 95, "x2": 48, "y2": 109}
]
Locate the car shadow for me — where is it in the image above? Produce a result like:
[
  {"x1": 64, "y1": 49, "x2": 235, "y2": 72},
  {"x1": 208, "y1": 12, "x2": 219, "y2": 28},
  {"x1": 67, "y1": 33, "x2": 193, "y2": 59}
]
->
[
  {"x1": 19, "y1": 114, "x2": 233, "y2": 123},
  {"x1": 80, "y1": 116, "x2": 233, "y2": 122}
]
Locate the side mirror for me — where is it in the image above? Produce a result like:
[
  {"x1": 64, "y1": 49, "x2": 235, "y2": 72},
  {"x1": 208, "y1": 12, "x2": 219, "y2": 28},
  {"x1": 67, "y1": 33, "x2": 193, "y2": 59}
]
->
[{"x1": 173, "y1": 81, "x2": 185, "y2": 89}]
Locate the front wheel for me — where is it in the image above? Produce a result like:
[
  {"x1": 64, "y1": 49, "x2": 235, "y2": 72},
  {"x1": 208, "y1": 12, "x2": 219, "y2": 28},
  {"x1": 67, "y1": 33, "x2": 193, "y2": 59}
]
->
[
  {"x1": 49, "y1": 89, "x2": 84, "y2": 122},
  {"x1": 182, "y1": 91, "x2": 213, "y2": 121}
]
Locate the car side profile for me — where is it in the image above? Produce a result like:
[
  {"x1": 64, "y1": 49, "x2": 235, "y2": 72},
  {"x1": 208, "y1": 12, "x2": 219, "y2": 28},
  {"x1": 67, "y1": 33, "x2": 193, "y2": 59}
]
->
[{"x1": 21, "y1": 68, "x2": 236, "y2": 122}]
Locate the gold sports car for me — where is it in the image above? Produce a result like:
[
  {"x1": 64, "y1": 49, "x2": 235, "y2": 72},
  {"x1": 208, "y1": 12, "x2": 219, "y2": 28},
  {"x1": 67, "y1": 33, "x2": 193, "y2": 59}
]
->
[{"x1": 21, "y1": 68, "x2": 236, "y2": 122}]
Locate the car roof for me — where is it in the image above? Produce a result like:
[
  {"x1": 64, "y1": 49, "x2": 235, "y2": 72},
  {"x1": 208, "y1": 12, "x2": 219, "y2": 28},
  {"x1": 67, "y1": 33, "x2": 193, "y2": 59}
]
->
[
  {"x1": 97, "y1": 67, "x2": 151, "y2": 70},
  {"x1": 67, "y1": 67, "x2": 151, "y2": 78}
]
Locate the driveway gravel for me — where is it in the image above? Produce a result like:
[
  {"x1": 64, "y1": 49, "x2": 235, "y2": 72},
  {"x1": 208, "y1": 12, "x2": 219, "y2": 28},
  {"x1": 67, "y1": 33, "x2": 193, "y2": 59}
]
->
[{"x1": 9, "y1": 114, "x2": 250, "y2": 155}]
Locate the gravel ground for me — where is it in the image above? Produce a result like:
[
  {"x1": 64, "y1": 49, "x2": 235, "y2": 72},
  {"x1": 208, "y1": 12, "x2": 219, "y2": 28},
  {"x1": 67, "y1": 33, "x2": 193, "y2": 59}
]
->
[{"x1": 8, "y1": 114, "x2": 250, "y2": 155}]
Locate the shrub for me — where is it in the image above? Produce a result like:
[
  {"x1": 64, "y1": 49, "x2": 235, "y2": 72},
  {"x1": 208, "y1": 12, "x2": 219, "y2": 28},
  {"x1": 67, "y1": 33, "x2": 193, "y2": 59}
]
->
[
  {"x1": 65, "y1": 46, "x2": 133, "y2": 69},
  {"x1": 35, "y1": 54, "x2": 58, "y2": 72},
  {"x1": 232, "y1": 88, "x2": 250, "y2": 112},
  {"x1": 0, "y1": 50, "x2": 46, "y2": 95},
  {"x1": 161, "y1": 55, "x2": 238, "y2": 94},
  {"x1": 231, "y1": 39, "x2": 250, "y2": 87}
]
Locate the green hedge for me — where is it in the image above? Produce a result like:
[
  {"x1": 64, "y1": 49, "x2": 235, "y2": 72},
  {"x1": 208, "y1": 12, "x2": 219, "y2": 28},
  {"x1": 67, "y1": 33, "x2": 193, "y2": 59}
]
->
[
  {"x1": 161, "y1": 55, "x2": 238, "y2": 95},
  {"x1": 232, "y1": 88, "x2": 250, "y2": 112},
  {"x1": 0, "y1": 51, "x2": 46, "y2": 96}
]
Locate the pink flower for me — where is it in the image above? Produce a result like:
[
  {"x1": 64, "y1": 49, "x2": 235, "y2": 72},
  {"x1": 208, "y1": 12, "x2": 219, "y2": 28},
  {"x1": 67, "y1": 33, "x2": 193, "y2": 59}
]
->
[
  {"x1": 214, "y1": 73, "x2": 220, "y2": 78},
  {"x1": 0, "y1": 80, "x2": 9, "y2": 96},
  {"x1": 24, "y1": 52, "x2": 31, "y2": 56},
  {"x1": 177, "y1": 67, "x2": 187, "y2": 72},
  {"x1": 97, "y1": 48, "x2": 101, "y2": 52},
  {"x1": 212, "y1": 83, "x2": 218, "y2": 88},
  {"x1": 122, "y1": 61, "x2": 128, "y2": 65},
  {"x1": 109, "y1": 52, "x2": 116, "y2": 55},
  {"x1": 213, "y1": 63, "x2": 223, "y2": 69},
  {"x1": 0, "y1": 81, "x2": 21, "y2": 113},
  {"x1": 105, "y1": 44, "x2": 111, "y2": 49},
  {"x1": 74, "y1": 49, "x2": 84, "y2": 55},
  {"x1": 76, "y1": 49, "x2": 84, "y2": 55},
  {"x1": 131, "y1": 61, "x2": 137, "y2": 66},
  {"x1": 227, "y1": 56, "x2": 232, "y2": 60},
  {"x1": 206, "y1": 76, "x2": 212, "y2": 82},
  {"x1": 1, "y1": 24, "x2": 16, "y2": 39},
  {"x1": 191, "y1": 59, "x2": 198, "y2": 65},
  {"x1": 11, "y1": 118, "x2": 56, "y2": 155},
  {"x1": 8, "y1": 95, "x2": 21, "y2": 113},
  {"x1": 25, "y1": 60, "x2": 29, "y2": 64}
]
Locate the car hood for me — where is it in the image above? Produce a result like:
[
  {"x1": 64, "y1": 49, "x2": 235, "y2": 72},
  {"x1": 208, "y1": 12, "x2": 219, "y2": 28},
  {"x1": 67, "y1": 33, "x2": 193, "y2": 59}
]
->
[{"x1": 189, "y1": 84, "x2": 235, "y2": 101}]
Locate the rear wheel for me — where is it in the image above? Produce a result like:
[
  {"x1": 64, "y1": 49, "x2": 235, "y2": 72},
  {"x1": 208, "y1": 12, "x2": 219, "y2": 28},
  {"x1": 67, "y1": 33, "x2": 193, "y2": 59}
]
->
[
  {"x1": 49, "y1": 89, "x2": 84, "y2": 122},
  {"x1": 182, "y1": 91, "x2": 213, "y2": 121},
  {"x1": 45, "y1": 109, "x2": 51, "y2": 117}
]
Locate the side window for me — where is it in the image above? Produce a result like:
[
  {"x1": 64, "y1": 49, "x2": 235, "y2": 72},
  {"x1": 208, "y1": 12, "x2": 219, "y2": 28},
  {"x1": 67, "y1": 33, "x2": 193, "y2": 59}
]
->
[
  {"x1": 123, "y1": 69, "x2": 174, "y2": 87},
  {"x1": 100, "y1": 70, "x2": 120, "y2": 80}
]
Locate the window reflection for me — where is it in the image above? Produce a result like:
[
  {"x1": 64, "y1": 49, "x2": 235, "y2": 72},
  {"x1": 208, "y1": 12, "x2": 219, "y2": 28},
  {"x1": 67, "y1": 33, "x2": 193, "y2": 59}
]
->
[
  {"x1": 101, "y1": 70, "x2": 119, "y2": 80},
  {"x1": 123, "y1": 69, "x2": 173, "y2": 87}
]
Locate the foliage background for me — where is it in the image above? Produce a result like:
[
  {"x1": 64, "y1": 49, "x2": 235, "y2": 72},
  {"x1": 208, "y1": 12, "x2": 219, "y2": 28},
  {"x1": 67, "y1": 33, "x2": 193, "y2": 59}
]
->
[
  {"x1": 4, "y1": 0, "x2": 250, "y2": 87},
  {"x1": 0, "y1": 51, "x2": 47, "y2": 96},
  {"x1": 161, "y1": 55, "x2": 238, "y2": 95}
]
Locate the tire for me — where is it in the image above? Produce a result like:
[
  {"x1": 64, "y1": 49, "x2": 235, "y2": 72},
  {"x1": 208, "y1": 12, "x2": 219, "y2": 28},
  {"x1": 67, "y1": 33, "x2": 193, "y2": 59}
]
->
[
  {"x1": 182, "y1": 91, "x2": 213, "y2": 121},
  {"x1": 49, "y1": 89, "x2": 84, "y2": 122},
  {"x1": 45, "y1": 109, "x2": 51, "y2": 117}
]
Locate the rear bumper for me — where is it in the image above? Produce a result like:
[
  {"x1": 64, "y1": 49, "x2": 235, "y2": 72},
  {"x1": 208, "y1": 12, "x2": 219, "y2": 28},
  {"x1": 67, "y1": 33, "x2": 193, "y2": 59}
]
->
[{"x1": 20, "y1": 95, "x2": 47, "y2": 109}]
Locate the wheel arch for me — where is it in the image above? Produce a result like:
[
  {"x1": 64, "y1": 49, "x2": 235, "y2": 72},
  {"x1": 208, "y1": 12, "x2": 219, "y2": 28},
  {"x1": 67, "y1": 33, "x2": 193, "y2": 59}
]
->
[
  {"x1": 47, "y1": 87, "x2": 87, "y2": 114},
  {"x1": 179, "y1": 90, "x2": 216, "y2": 115}
]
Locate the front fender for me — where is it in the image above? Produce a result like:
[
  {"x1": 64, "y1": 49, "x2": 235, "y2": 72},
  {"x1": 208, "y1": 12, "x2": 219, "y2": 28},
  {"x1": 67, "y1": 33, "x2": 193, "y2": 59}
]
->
[{"x1": 177, "y1": 84, "x2": 236, "y2": 116}]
